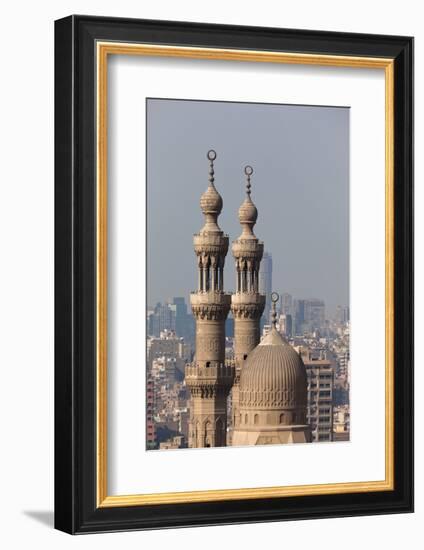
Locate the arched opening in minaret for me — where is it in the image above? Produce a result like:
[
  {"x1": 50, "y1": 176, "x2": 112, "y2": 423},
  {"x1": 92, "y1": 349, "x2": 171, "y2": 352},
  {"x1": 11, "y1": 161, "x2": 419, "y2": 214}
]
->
[{"x1": 204, "y1": 420, "x2": 212, "y2": 447}]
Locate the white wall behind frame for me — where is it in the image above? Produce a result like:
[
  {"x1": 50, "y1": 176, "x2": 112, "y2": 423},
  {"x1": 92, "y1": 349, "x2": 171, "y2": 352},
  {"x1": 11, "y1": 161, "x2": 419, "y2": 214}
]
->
[
  {"x1": 108, "y1": 55, "x2": 385, "y2": 496},
  {"x1": 0, "y1": 1, "x2": 420, "y2": 549}
]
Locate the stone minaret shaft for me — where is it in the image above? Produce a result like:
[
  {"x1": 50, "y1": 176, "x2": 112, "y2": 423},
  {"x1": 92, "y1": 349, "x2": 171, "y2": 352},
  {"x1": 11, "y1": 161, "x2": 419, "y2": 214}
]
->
[
  {"x1": 185, "y1": 151, "x2": 234, "y2": 448},
  {"x1": 230, "y1": 166, "x2": 265, "y2": 434}
]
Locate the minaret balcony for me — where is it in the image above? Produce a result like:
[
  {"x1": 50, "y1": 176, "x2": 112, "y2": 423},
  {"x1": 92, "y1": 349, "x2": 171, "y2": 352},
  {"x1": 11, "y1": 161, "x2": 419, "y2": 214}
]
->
[
  {"x1": 185, "y1": 362, "x2": 235, "y2": 386},
  {"x1": 231, "y1": 293, "x2": 266, "y2": 306},
  {"x1": 193, "y1": 233, "x2": 229, "y2": 255},
  {"x1": 232, "y1": 239, "x2": 263, "y2": 259},
  {"x1": 190, "y1": 291, "x2": 232, "y2": 306}
]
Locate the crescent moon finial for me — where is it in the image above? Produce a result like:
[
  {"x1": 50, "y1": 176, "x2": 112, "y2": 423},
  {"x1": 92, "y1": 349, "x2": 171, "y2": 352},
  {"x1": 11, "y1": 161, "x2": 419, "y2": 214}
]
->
[
  {"x1": 207, "y1": 150, "x2": 217, "y2": 186},
  {"x1": 244, "y1": 165, "x2": 253, "y2": 197}
]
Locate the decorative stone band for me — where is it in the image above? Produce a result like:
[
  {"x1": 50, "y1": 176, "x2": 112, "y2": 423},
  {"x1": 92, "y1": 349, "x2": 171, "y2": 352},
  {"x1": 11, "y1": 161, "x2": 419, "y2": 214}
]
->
[
  {"x1": 191, "y1": 305, "x2": 230, "y2": 321},
  {"x1": 236, "y1": 409, "x2": 308, "y2": 429},
  {"x1": 194, "y1": 244, "x2": 229, "y2": 257},
  {"x1": 239, "y1": 388, "x2": 307, "y2": 409},
  {"x1": 231, "y1": 293, "x2": 265, "y2": 319},
  {"x1": 186, "y1": 363, "x2": 235, "y2": 379},
  {"x1": 232, "y1": 239, "x2": 264, "y2": 259},
  {"x1": 190, "y1": 292, "x2": 231, "y2": 320},
  {"x1": 185, "y1": 385, "x2": 233, "y2": 399},
  {"x1": 231, "y1": 304, "x2": 265, "y2": 320},
  {"x1": 185, "y1": 363, "x2": 235, "y2": 396},
  {"x1": 194, "y1": 233, "x2": 229, "y2": 250}
]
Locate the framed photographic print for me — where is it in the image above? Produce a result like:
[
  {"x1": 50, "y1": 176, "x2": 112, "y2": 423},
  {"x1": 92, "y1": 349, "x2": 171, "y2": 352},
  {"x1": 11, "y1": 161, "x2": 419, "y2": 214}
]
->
[{"x1": 54, "y1": 15, "x2": 413, "y2": 534}]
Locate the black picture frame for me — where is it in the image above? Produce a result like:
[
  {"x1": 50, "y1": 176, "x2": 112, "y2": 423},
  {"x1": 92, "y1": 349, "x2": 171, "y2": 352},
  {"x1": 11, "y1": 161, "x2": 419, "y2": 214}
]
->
[{"x1": 55, "y1": 15, "x2": 414, "y2": 534}]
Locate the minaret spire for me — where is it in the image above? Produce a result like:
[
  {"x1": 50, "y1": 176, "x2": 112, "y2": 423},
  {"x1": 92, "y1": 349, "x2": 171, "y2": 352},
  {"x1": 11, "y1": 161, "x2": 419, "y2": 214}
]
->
[
  {"x1": 207, "y1": 149, "x2": 216, "y2": 187},
  {"x1": 229, "y1": 165, "x2": 266, "y2": 444},
  {"x1": 245, "y1": 165, "x2": 253, "y2": 198},
  {"x1": 271, "y1": 292, "x2": 279, "y2": 330}
]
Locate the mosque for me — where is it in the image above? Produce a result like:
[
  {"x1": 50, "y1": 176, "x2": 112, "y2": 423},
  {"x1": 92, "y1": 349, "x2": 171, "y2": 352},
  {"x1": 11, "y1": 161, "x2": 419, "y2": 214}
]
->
[{"x1": 185, "y1": 150, "x2": 312, "y2": 448}]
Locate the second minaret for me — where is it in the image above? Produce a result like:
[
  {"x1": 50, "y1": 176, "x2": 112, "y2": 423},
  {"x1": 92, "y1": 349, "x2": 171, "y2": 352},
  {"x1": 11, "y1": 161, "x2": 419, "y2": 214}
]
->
[{"x1": 230, "y1": 166, "x2": 265, "y2": 435}]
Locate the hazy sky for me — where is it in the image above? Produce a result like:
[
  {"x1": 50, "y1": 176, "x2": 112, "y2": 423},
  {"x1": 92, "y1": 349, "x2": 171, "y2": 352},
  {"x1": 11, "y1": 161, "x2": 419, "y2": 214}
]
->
[{"x1": 147, "y1": 99, "x2": 349, "y2": 315}]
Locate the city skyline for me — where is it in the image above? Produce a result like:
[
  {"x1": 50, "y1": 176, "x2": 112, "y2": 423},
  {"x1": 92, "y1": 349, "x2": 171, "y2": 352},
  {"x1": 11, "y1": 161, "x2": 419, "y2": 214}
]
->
[
  {"x1": 146, "y1": 149, "x2": 350, "y2": 449},
  {"x1": 147, "y1": 292, "x2": 349, "y2": 320},
  {"x1": 147, "y1": 98, "x2": 349, "y2": 315},
  {"x1": 147, "y1": 293, "x2": 349, "y2": 349},
  {"x1": 147, "y1": 294, "x2": 349, "y2": 331}
]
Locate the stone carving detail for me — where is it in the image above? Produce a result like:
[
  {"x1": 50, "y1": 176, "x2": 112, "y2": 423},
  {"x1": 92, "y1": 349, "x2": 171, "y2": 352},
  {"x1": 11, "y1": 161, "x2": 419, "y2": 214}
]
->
[
  {"x1": 191, "y1": 303, "x2": 230, "y2": 321},
  {"x1": 186, "y1": 383, "x2": 233, "y2": 399},
  {"x1": 231, "y1": 303, "x2": 264, "y2": 319},
  {"x1": 238, "y1": 388, "x2": 307, "y2": 409},
  {"x1": 194, "y1": 244, "x2": 229, "y2": 257}
]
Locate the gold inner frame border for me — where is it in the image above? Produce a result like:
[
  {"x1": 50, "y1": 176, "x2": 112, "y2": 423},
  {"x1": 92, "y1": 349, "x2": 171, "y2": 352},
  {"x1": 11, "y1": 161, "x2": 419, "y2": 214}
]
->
[{"x1": 96, "y1": 42, "x2": 395, "y2": 508}]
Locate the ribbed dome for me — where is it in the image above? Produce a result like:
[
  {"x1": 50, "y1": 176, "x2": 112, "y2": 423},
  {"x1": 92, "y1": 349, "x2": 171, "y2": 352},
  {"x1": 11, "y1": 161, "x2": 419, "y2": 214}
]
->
[
  {"x1": 200, "y1": 183, "x2": 223, "y2": 215},
  {"x1": 238, "y1": 196, "x2": 258, "y2": 226},
  {"x1": 239, "y1": 328, "x2": 307, "y2": 409}
]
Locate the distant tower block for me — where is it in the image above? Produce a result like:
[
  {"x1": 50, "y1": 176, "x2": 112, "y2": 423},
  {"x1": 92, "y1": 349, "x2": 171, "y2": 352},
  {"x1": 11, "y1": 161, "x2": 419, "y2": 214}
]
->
[
  {"x1": 185, "y1": 150, "x2": 234, "y2": 448},
  {"x1": 259, "y1": 252, "x2": 273, "y2": 323},
  {"x1": 230, "y1": 166, "x2": 265, "y2": 436}
]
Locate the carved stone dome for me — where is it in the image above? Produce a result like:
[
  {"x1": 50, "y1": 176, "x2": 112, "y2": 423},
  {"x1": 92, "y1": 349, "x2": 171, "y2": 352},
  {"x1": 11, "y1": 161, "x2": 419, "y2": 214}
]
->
[
  {"x1": 239, "y1": 328, "x2": 307, "y2": 411},
  {"x1": 200, "y1": 184, "x2": 223, "y2": 216},
  {"x1": 238, "y1": 196, "x2": 258, "y2": 227},
  {"x1": 237, "y1": 165, "x2": 258, "y2": 238}
]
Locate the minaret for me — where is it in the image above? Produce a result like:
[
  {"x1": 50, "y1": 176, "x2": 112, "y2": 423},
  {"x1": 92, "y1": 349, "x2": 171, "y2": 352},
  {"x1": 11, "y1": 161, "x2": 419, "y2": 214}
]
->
[
  {"x1": 230, "y1": 166, "x2": 265, "y2": 437},
  {"x1": 185, "y1": 150, "x2": 234, "y2": 448}
]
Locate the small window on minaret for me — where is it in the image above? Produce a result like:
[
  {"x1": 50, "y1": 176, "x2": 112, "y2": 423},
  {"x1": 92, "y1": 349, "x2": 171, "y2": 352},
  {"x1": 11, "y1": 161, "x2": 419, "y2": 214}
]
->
[{"x1": 206, "y1": 361, "x2": 210, "y2": 368}]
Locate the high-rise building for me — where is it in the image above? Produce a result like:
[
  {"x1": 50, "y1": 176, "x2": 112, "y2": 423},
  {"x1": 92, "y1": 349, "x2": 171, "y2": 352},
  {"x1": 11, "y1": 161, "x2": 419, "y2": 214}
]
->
[
  {"x1": 293, "y1": 298, "x2": 325, "y2": 334},
  {"x1": 335, "y1": 305, "x2": 350, "y2": 325},
  {"x1": 172, "y1": 296, "x2": 195, "y2": 343},
  {"x1": 278, "y1": 313, "x2": 293, "y2": 338},
  {"x1": 146, "y1": 373, "x2": 157, "y2": 449},
  {"x1": 230, "y1": 166, "x2": 265, "y2": 440},
  {"x1": 304, "y1": 299, "x2": 325, "y2": 331},
  {"x1": 299, "y1": 348, "x2": 334, "y2": 442},
  {"x1": 280, "y1": 292, "x2": 293, "y2": 316},
  {"x1": 172, "y1": 297, "x2": 187, "y2": 334},
  {"x1": 293, "y1": 298, "x2": 305, "y2": 334},
  {"x1": 147, "y1": 302, "x2": 176, "y2": 336},
  {"x1": 185, "y1": 151, "x2": 234, "y2": 448},
  {"x1": 259, "y1": 251, "x2": 272, "y2": 323}
]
